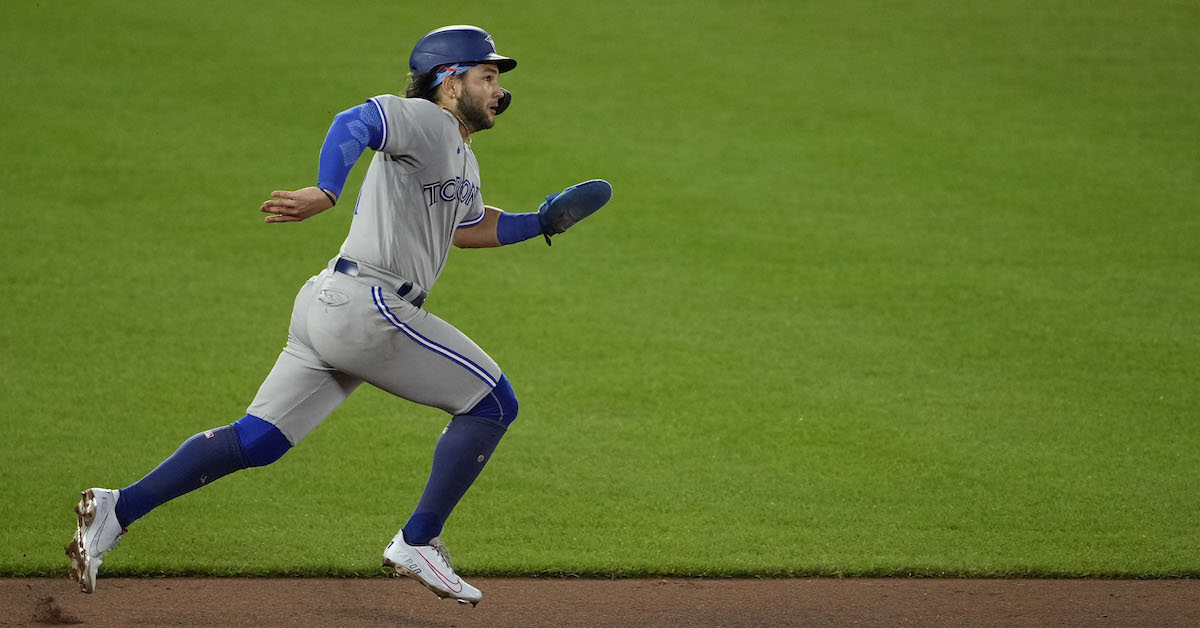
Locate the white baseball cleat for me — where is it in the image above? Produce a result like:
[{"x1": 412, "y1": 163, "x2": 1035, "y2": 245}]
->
[
  {"x1": 382, "y1": 532, "x2": 482, "y2": 606},
  {"x1": 65, "y1": 488, "x2": 126, "y2": 593}
]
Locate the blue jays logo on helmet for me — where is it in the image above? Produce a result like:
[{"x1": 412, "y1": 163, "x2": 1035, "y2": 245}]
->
[{"x1": 409, "y1": 25, "x2": 517, "y2": 76}]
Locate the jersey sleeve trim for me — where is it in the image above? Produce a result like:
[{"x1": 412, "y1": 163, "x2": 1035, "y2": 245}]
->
[
  {"x1": 368, "y1": 97, "x2": 388, "y2": 151},
  {"x1": 457, "y1": 211, "x2": 485, "y2": 228}
]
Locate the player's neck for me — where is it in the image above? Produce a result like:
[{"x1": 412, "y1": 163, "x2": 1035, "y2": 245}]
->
[{"x1": 440, "y1": 104, "x2": 474, "y2": 144}]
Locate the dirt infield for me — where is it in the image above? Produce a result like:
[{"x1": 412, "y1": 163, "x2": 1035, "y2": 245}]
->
[{"x1": 3, "y1": 577, "x2": 1198, "y2": 627}]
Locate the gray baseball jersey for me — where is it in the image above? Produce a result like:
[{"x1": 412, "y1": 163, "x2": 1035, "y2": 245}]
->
[
  {"x1": 339, "y1": 96, "x2": 484, "y2": 292},
  {"x1": 247, "y1": 96, "x2": 500, "y2": 445}
]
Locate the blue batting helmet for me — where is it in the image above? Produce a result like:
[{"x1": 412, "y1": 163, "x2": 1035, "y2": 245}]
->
[{"x1": 409, "y1": 25, "x2": 517, "y2": 76}]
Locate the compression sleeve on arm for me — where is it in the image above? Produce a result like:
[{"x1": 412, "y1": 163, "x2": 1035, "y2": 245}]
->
[
  {"x1": 316, "y1": 99, "x2": 386, "y2": 199},
  {"x1": 495, "y1": 211, "x2": 545, "y2": 245}
]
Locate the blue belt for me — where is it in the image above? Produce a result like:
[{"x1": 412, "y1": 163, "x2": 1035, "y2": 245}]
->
[{"x1": 334, "y1": 258, "x2": 427, "y2": 308}]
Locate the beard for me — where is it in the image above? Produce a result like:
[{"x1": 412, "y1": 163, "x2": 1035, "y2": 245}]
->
[{"x1": 458, "y1": 89, "x2": 494, "y2": 132}]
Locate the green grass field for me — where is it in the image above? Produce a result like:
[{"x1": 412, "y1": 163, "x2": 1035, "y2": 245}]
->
[{"x1": 2, "y1": 1, "x2": 1197, "y2": 578}]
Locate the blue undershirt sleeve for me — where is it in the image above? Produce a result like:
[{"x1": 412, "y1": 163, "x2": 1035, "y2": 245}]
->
[
  {"x1": 495, "y1": 211, "x2": 545, "y2": 245},
  {"x1": 316, "y1": 100, "x2": 386, "y2": 199}
]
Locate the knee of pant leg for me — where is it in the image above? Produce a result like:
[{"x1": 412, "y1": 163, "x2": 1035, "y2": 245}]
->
[
  {"x1": 465, "y1": 374, "x2": 519, "y2": 427},
  {"x1": 233, "y1": 415, "x2": 293, "y2": 467}
]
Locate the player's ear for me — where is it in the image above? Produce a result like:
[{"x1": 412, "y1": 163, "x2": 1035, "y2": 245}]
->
[{"x1": 443, "y1": 75, "x2": 460, "y2": 101}]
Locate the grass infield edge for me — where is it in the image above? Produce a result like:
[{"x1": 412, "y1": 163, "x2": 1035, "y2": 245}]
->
[{"x1": 5, "y1": 567, "x2": 1198, "y2": 579}]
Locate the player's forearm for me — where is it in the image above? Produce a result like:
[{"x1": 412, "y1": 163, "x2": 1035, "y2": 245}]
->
[
  {"x1": 453, "y1": 207, "x2": 502, "y2": 248},
  {"x1": 454, "y1": 206, "x2": 544, "y2": 248},
  {"x1": 495, "y1": 209, "x2": 544, "y2": 245},
  {"x1": 316, "y1": 101, "x2": 386, "y2": 199}
]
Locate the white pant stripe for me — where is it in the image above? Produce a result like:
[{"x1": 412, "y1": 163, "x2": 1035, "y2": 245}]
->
[{"x1": 371, "y1": 286, "x2": 497, "y2": 388}]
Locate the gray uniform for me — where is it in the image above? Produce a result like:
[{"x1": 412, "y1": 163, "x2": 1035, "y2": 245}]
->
[{"x1": 248, "y1": 96, "x2": 499, "y2": 446}]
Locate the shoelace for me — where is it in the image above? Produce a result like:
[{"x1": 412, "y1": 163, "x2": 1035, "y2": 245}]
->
[{"x1": 429, "y1": 537, "x2": 454, "y2": 569}]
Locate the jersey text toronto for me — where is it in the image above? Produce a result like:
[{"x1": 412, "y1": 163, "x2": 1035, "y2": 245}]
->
[{"x1": 422, "y1": 177, "x2": 478, "y2": 207}]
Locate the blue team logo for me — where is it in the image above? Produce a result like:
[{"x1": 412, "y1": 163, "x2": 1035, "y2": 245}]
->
[{"x1": 422, "y1": 177, "x2": 478, "y2": 207}]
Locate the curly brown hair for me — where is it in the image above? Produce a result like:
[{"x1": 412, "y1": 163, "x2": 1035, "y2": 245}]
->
[{"x1": 404, "y1": 69, "x2": 442, "y2": 102}]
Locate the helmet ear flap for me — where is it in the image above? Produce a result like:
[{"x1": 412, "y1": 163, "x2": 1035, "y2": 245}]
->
[{"x1": 495, "y1": 89, "x2": 512, "y2": 115}]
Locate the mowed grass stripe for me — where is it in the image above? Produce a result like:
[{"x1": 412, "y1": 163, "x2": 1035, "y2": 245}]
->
[{"x1": 1, "y1": 1, "x2": 1196, "y2": 577}]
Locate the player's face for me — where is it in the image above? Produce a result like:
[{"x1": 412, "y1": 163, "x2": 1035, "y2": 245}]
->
[{"x1": 456, "y1": 64, "x2": 503, "y2": 132}]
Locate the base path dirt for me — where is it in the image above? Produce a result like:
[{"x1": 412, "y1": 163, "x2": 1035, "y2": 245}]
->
[{"x1": 3, "y1": 577, "x2": 1197, "y2": 627}]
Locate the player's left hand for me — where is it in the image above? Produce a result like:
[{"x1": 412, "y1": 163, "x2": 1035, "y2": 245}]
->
[
  {"x1": 261, "y1": 187, "x2": 336, "y2": 223},
  {"x1": 537, "y1": 179, "x2": 613, "y2": 245}
]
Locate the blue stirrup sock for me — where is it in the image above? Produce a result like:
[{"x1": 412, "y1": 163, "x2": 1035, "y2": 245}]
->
[
  {"x1": 402, "y1": 415, "x2": 508, "y2": 545},
  {"x1": 114, "y1": 415, "x2": 291, "y2": 528}
]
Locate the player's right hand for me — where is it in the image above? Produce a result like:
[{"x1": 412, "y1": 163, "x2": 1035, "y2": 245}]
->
[{"x1": 261, "y1": 187, "x2": 336, "y2": 223}]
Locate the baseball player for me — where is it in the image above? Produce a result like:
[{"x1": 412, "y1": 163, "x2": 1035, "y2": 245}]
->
[{"x1": 65, "y1": 25, "x2": 611, "y2": 605}]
